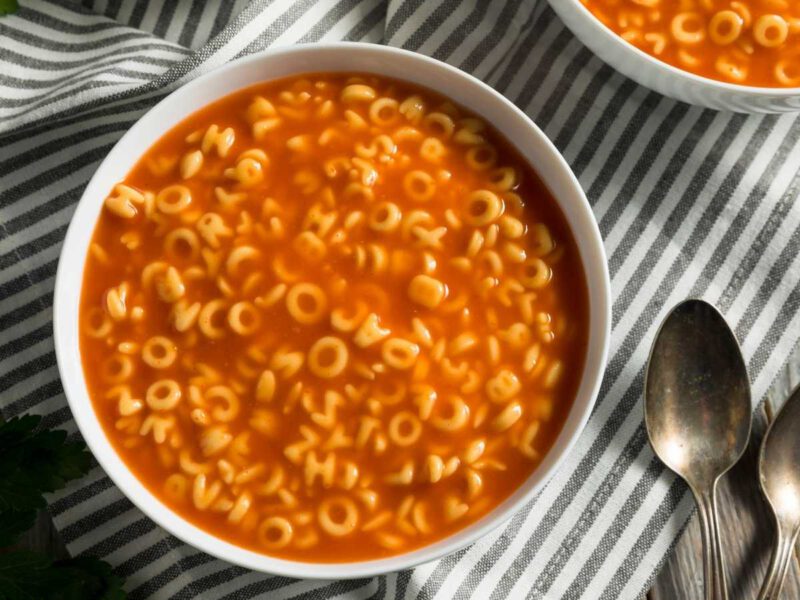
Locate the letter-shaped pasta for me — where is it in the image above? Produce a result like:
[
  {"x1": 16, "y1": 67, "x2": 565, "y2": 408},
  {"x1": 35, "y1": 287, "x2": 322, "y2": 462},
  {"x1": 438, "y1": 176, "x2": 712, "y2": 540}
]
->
[
  {"x1": 382, "y1": 338, "x2": 420, "y2": 370},
  {"x1": 407, "y1": 274, "x2": 446, "y2": 308},
  {"x1": 142, "y1": 336, "x2": 177, "y2": 369},
  {"x1": 105, "y1": 282, "x2": 129, "y2": 321},
  {"x1": 353, "y1": 313, "x2": 391, "y2": 348},
  {"x1": 154, "y1": 266, "x2": 185, "y2": 303},
  {"x1": 180, "y1": 150, "x2": 204, "y2": 180},
  {"x1": 104, "y1": 184, "x2": 145, "y2": 219},
  {"x1": 307, "y1": 336, "x2": 349, "y2": 379},
  {"x1": 491, "y1": 401, "x2": 523, "y2": 432},
  {"x1": 286, "y1": 283, "x2": 328, "y2": 324},
  {"x1": 318, "y1": 496, "x2": 359, "y2": 537},
  {"x1": 485, "y1": 369, "x2": 521, "y2": 402},
  {"x1": 201, "y1": 124, "x2": 235, "y2": 158},
  {"x1": 341, "y1": 84, "x2": 377, "y2": 103}
]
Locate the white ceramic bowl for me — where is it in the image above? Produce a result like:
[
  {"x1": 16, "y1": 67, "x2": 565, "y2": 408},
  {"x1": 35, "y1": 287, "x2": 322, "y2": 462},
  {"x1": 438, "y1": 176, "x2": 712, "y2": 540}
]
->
[
  {"x1": 548, "y1": 0, "x2": 800, "y2": 113},
  {"x1": 54, "y1": 43, "x2": 611, "y2": 579}
]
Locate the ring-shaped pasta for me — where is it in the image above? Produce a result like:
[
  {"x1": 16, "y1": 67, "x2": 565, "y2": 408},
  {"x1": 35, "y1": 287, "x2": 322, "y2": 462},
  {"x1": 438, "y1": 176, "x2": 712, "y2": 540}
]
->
[
  {"x1": 775, "y1": 60, "x2": 800, "y2": 86},
  {"x1": 369, "y1": 202, "x2": 402, "y2": 232},
  {"x1": 146, "y1": 379, "x2": 182, "y2": 411},
  {"x1": 465, "y1": 190, "x2": 504, "y2": 226},
  {"x1": 330, "y1": 302, "x2": 368, "y2": 332},
  {"x1": 431, "y1": 395, "x2": 470, "y2": 431},
  {"x1": 466, "y1": 145, "x2": 498, "y2": 171},
  {"x1": 519, "y1": 258, "x2": 552, "y2": 289},
  {"x1": 318, "y1": 496, "x2": 359, "y2": 537},
  {"x1": 84, "y1": 307, "x2": 113, "y2": 338},
  {"x1": 388, "y1": 411, "x2": 422, "y2": 447},
  {"x1": 198, "y1": 299, "x2": 228, "y2": 339},
  {"x1": 307, "y1": 336, "x2": 349, "y2": 379},
  {"x1": 164, "y1": 228, "x2": 201, "y2": 262},
  {"x1": 488, "y1": 167, "x2": 517, "y2": 192},
  {"x1": 382, "y1": 338, "x2": 420, "y2": 370},
  {"x1": 103, "y1": 353, "x2": 134, "y2": 384},
  {"x1": 708, "y1": 10, "x2": 743, "y2": 46},
  {"x1": 226, "y1": 246, "x2": 260, "y2": 277},
  {"x1": 286, "y1": 283, "x2": 328, "y2": 324},
  {"x1": 228, "y1": 301, "x2": 261, "y2": 335},
  {"x1": 164, "y1": 473, "x2": 189, "y2": 502},
  {"x1": 753, "y1": 14, "x2": 789, "y2": 48},
  {"x1": 373, "y1": 379, "x2": 407, "y2": 405},
  {"x1": 369, "y1": 97, "x2": 400, "y2": 126},
  {"x1": 142, "y1": 336, "x2": 177, "y2": 369},
  {"x1": 403, "y1": 170, "x2": 436, "y2": 202},
  {"x1": 423, "y1": 112, "x2": 455, "y2": 138},
  {"x1": 670, "y1": 12, "x2": 705, "y2": 45},
  {"x1": 156, "y1": 185, "x2": 192, "y2": 214},
  {"x1": 257, "y1": 516, "x2": 293, "y2": 549},
  {"x1": 420, "y1": 137, "x2": 446, "y2": 162}
]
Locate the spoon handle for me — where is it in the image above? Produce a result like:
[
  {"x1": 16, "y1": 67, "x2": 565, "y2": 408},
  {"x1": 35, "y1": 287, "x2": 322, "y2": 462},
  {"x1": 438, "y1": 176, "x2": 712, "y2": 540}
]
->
[
  {"x1": 694, "y1": 485, "x2": 729, "y2": 600},
  {"x1": 758, "y1": 522, "x2": 799, "y2": 600}
]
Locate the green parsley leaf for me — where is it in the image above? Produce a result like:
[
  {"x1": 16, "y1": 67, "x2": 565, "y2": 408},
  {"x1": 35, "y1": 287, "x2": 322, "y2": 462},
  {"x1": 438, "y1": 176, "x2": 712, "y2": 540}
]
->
[
  {"x1": 0, "y1": 415, "x2": 92, "y2": 513},
  {"x1": 0, "y1": 509, "x2": 36, "y2": 546},
  {"x1": 0, "y1": 0, "x2": 18, "y2": 17},
  {"x1": 0, "y1": 552, "x2": 126, "y2": 600}
]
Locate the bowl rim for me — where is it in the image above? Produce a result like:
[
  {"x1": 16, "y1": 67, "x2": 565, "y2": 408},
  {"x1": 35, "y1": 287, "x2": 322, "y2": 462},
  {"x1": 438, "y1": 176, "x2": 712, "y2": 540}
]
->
[
  {"x1": 53, "y1": 41, "x2": 612, "y2": 579},
  {"x1": 556, "y1": 0, "x2": 800, "y2": 96}
]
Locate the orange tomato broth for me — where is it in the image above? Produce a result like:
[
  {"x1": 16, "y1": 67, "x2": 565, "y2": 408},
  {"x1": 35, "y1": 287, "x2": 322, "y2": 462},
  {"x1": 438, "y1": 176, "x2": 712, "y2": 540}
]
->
[
  {"x1": 79, "y1": 73, "x2": 589, "y2": 562},
  {"x1": 580, "y1": 0, "x2": 800, "y2": 87}
]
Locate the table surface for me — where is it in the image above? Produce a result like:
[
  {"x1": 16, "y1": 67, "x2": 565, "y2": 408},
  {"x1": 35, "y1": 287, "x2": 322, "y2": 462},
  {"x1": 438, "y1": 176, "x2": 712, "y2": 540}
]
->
[{"x1": 14, "y1": 346, "x2": 800, "y2": 599}]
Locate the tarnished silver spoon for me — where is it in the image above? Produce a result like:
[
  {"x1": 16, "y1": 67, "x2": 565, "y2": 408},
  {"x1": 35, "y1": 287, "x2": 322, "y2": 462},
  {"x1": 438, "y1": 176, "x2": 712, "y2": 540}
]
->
[
  {"x1": 757, "y1": 383, "x2": 800, "y2": 600},
  {"x1": 645, "y1": 299, "x2": 752, "y2": 600}
]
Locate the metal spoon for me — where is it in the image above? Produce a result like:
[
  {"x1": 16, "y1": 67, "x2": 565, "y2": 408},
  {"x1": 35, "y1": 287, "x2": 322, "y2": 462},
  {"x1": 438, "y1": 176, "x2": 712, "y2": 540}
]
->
[
  {"x1": 645, "y1": 299, "x2": 752, "y2": 600},
  {"x1": 757, "y1": 383, "x2": 800, "y2": 600}
]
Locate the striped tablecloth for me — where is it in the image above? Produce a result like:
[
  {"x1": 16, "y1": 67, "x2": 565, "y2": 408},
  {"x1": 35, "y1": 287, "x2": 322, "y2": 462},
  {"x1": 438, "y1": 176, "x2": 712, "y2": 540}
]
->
[{"x1": 3, "y1": 1, "x2": 800, "y2": 598}]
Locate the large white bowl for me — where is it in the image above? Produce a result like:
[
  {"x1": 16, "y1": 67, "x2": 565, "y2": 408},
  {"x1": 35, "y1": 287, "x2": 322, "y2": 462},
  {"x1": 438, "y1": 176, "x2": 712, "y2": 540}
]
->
[
  {"x1": 548, "y1": 0, "x2": 800, "y2": 113},
  {"x1": 54, "y1": 43, "x2": 611, "y2": 579}
]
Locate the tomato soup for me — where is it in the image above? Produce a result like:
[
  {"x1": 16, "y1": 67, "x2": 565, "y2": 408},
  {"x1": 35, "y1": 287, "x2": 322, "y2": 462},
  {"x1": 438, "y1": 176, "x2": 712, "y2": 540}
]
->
[
  {"x1": 79, "y1": 74, "x2": 589, "y2": 561},
  {"x1": 580, "y1": 0, "x2": 800, "y2": 87}
]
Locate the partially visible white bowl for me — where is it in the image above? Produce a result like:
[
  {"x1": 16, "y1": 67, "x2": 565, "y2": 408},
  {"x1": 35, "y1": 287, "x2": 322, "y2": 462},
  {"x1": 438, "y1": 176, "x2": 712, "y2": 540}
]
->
[
  {"x1": 548, "y1": 0, "x2": 800, "y2": 113},
  {"x1": 54, "y1": 43, "x2": 611, "y2": 579}
]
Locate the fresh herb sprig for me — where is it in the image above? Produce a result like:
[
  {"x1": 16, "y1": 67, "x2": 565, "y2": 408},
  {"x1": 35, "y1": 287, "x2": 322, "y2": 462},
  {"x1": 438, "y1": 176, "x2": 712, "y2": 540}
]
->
[
  {"x1": 0, "y1": 0, "x2": 18, "y2": 17},
  {"x1": 0, "y1": 415, "x2": 126, "y2": 599}
]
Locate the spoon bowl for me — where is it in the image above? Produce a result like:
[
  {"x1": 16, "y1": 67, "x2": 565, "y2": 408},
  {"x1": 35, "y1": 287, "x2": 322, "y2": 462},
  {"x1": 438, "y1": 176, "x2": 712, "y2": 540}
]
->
[
  {"x1": 645, "y1": 299, "x2": 752, "y2": 600},
  {"x1": 757, "y1": 383, "x2": 800, "y2": 600}
]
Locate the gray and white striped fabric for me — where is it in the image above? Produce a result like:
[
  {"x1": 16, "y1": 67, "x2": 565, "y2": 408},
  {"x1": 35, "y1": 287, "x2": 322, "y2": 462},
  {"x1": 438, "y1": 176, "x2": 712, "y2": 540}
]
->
[{"x1": 2, "y1": 0, "x2": 800, "y2": 598}]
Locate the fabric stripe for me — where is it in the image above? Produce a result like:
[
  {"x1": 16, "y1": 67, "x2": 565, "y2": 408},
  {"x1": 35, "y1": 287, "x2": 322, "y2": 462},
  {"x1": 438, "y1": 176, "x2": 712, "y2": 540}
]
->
[{"x1": 3, "y1": 1, "x2": 800, "y2": 599}]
